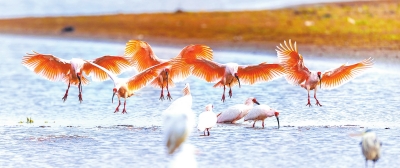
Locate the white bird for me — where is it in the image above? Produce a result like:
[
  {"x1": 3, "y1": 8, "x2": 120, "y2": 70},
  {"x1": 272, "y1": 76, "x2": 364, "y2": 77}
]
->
[
  {"x1": 163, "y1": 83, "x2": 194, "y2": 154},
  {"x1": 85, "y1": 60, "x2": 172, "y2": 113},
  {"x1": 276, "y1": 39, "x2": 374, "y2": 107},
  {"x1": 360, "y1": 130, "x2": 382, "y2": 168},
  {"x1": 244, "y1": 104, "x2": 280, "y2": 129},
  {"x1": 197, "y1": 104, "x2": 217, "y2": 136},
  {"x1": 168, "y1": 144, "x2": 198, "y2": 168},
  {"x1": 22, "y1": 51, "x2": 132, "y2": 103},
  {"x1": 217, "y1": 97, "x2": 260, "y2": 123}
]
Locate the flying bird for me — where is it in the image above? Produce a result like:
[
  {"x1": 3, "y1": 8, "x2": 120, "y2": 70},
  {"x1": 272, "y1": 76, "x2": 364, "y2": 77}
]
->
[
  {"x1": 244, "y1": 104, "x2": 280, "y2": 129},
  {"x1": 163, "y1": 83, "x2": 194, "y2": 154},
  {"x1": 85, "y1": 60, "x2": 173, "y2": 113},
  {"x1": 125, "y1": 40, "x2": 213, "y2": 101},
  {"x1": 190, "y1": 59, "x2": 286, "y2": 102},
  {"x1": 197, "y1": 104, "x2": 217, "y2": 136},
  {"x1": 276, "y1": 40, "x2": 373, "y2": 106},
  {"x1": 22, "y1": 51, "x2": 132, "y2": 103},
  {"x1": 217, "y1": 97, "x2": 260, "y2": 123}
]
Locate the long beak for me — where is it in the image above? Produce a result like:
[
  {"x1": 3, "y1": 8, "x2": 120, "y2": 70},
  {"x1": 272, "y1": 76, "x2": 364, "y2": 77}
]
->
[
  {"x1": 235, "y1": 74, "x2": 241, "y2": 88},
  {"x1": 318, "y1": 75, "x2": 321, "y2": 89},
  {"x1": 276, "y1": 117, "x2": 280, "y2": 129},
  {"x1": 112, "y1": 91, "x2": 116, "y2": 103},
  {"x1": 254, "y1": 100, "x2": 260, "y2": 105}
]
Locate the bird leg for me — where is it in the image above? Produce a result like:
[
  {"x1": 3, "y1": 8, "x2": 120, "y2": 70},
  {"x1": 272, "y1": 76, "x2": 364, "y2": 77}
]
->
[
  {"x1": 252, "y1": 121, "x2": 256, "y2": 128},
  {"x1": 159, "y1": 86, "x2": 165, "y2": 101},
  {"x1": 228, "y1": 88, "x2": 233, "y2": 98},
  {"x1": 114, "y1": 100, "x2": 121, "y2": 113},
  {"x1": 122, "y1": 99, "x2": 127, "y2": 114},
  {"x1": 262, "y1": 120, "x2": 265, "y2": 128},
  {"x1": 365, "y1": 159, "x2": 368, "y2": 168},
  {"x1": 166, "y1": 79, "x2": 172, "y2": 101},
  {"x1": 77, "y1": 82, "x2": 83, "y2": 103},
  {"x1": 207, "y1": 128, "x2": 210, "y2": 136},
  {"x1": 62, "y1": 82, "x2": 71, "y2": 102},
  {"x1": 221, "y1": 85, "x2": 226, "y2": 102},
  {"x1": 203, "y1": 131, "x2": 206, "y2": 136},
  {"x1": 314, "y1": 90, "x2": 322, "y2": 106},
  {"x1": 306, "y1": 90, "x2": 312, "y2": 107}
]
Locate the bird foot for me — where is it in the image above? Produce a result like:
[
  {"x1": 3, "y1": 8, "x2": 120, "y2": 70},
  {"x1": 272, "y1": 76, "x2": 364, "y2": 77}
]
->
[
  {"x1": 159, "y1": 93, "x2": 165, "y2": 101},
  {"x1": 221, "y1": 94, "x2": 226, "y2": 102},
  {"x1": 306, "y1": 100, "x2": 312, "y2": 107},
  {"x1": 166, "y1": 93, "x2": 173, "y2": 101},
  {"x1": 122, "y1": 108, "x2": 127, "y2": 114},
  {"x1": 315, "y1": 100, "x2": 322, "y2": 106},
  {"x1": 62, "y1": 94, "x2": 68, "y2": 102},
  {"x1": 78, "y1": 93, "x2": 83, "y2": 103},
  {"x1": 114, "y1": 108, "x2": 119, "y2": 113},
  {"x1": 228, "y1": 89, "x2": 232, "y2": 98}
]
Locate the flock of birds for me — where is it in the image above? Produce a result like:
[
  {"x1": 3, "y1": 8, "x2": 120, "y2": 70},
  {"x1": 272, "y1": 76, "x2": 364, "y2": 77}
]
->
[{"x1": 21, "y1": 39, "x2": 380, "y2": 167}]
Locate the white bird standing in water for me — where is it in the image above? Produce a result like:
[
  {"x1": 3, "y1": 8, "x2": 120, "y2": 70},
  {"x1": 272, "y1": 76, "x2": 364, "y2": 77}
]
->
[
  {"x1": 217, "y1": 97, "x2": 260, "y2": 123},
  {"x1": 197, "y1": 104, "x2": 217, "y2": 136},
  {"x1": 168, "y1": 144, "x2": 198, "y2": 168},
  {"x1": 22, "y1": 51, "x2": 132, "y2": 103},
  {"x1": 360, "y1": 130, "x2": 382, "y2": 168},
  {"x1": 276, "y1": 40, "x2": 373, "y2": 107},
  {"x1": 163, "y1": 83, "x2": 194, "y2": 155},
  {"x1": 85, "y1": 60, "x2": 172, "y2": 113},
  {"x1": 244, "y1": 104, "x2": 280, "y2": 129}
]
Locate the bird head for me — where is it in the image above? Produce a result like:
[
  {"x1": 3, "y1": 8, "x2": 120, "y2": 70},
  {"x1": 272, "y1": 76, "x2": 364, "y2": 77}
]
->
[
  {"x1": 317, "y1": 71, "x2": 322, "y2": 88},
  {"x1": 205, "y1": 104, "x2": 213, "y2": 111},
  {"x1": 251, "y1": 98, "x2": 260, "y2": 105},
  {"x1": 274, "y1": 111, "x2": 280, "y2": 129},
  {"x1": 112, "y1": 88, "x2": 117, "y2": 103}
]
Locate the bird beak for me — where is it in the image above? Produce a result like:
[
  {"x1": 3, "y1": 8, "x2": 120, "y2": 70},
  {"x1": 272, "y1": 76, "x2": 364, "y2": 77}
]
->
[
  {"x1": 254, "y1": 100, "x2": 260, "y2": 105},
  {"x1": 112, "y1": 91, "x2": 116, "y2": 103},
  {"x1": 318, "y1": 75, "x2": 321, "y2": 89},
  {"x1": 235, "y1": 74, "x2": 241, "y2": 88},
  {"x1": 276, "y1": 116, "x2": 280, "y2": 129}
]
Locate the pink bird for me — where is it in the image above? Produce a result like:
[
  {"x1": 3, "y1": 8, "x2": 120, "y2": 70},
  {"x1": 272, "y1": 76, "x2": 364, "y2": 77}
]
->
[
  {"x1": 22, "y1": 51, "x2": 132, "y2": 103},
  {"x1": 217, "y1": 97, "x2": 260, "y2": 123},
  {"x1": 276, "y1": 40, "x2": 374, "y2": 107},
  {"x1": 244, "y1": 104, "x2": 280, "y2": 129},
  {"x1": 190, "y1": 58, "x2": 286, "y2": 102},
  {"x1": 125, "y1": 40, "x2": 213, "y2": 101}
]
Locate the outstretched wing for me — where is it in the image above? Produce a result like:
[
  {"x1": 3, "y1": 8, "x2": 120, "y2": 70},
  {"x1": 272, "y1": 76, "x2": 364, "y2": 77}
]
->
[
  {"x1": 83, "y1": 55, "x2": 132, "y2": 81},
  {"x1": 22, "y1": 51, "x2": 70, "y2": 83},
  {"x1": 84, "y1": 60, "x2": 119, "y2": 84},
  {"x1": 169, "y1": 44, "x2": 213, "y2": 82},
  {"x1": 190, "y1": 58, "x2": 225, "y2": 83},
  {"x1": 238, "y1": 62, "x2": 286, "y2": 85},
  {"x1": 276, "y1": 39, "x2": 310, "y2": 85},
  {"x1": 321, "y1": 57, "x2": 373, "y2": 89},
  {"x1": 126, "y1": 62, "x2": 171, "y2": 91},
  {"x1": 124, "y1": 40, "x2": 165, "y2": 72}
]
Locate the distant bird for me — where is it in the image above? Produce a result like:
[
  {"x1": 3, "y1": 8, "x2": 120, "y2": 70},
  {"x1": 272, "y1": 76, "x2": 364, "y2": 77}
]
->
[
  {"x1": 217, "y1": 97, "x2": 260, "y2": 123},
  {"x1": 163, "y1": 83, "x2": 194, "y2": 154},
  {"x1": 22, "y1": 51, "x2": 132, "y2": 103},
  {"x1": 168, "y1": 144, "x2": 198, "y2": 168},
  {"x1": 190, "y1": 58, "x2": 286, "y2": 102},
  {"x1": 85, "y1": 60, "x2": 173, "y2": 113},
  {"x1": 244, "y1": 104, "x2": 280, "y2": 129},
  {"x1": 360, "y1": 130, "x2": 382, "y2": 168},
  {"x1": 276, "y1": 39, "x2": 373, "y2": 106},
  {"x1": 197, "y1": 104, "x2": 217, "y2": 136},
  {"x1": 125, "y1": 40, "x2": 213, "y2": 101},
  {"x1": 61, "y1": 26, "x2": 74, "y2": 33}
]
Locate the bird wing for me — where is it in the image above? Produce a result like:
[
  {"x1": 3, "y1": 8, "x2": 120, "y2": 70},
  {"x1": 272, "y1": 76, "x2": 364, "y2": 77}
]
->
[
  {"x1": 276, "y1": 40, "x2": 311, "y2": 85},
  {"x1": 126, "y1": 62, "x2": 171, "y2": 91},
  {"x1": 169, "y1": 44, "x2": 213, "y2": 82},
  {"x1": 22, "y1": 51, "x2": 70, "y2": 83},
  {"x1": 124, "y1": 40, "x2": 165, "y2": 72},
  {"x1": 217, "y1": 105, "x2": 243, "y2": 123},
  {"x1": 190, "y1": 58, "x2": 225, "y2": 83},
  {"x1": 321, "y1": 57, "x2": 373, "y2": 89},
  {"x1": 83, "y1": 55, "x2": 132, "y2": 81},
  {"x1": 84, "y1": 60, "x2": 119, "y2": 84},
  {"x1": 237, "y1": 62, "x2": 286, "y2": 85}
]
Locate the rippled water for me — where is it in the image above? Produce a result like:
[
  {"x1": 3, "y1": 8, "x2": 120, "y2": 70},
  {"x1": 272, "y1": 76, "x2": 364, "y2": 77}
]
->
[{"x1": 1, "y1": 34, "x2": 399, "y2": 167}]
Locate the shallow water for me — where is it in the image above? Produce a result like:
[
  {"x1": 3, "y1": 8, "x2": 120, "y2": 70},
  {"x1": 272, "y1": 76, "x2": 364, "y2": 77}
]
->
[{"x1": 0, "y1": 34, "x2": 399, "y2": 167}]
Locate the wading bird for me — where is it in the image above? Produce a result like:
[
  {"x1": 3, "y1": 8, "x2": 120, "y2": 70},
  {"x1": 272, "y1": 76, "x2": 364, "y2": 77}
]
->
[
  {"x1": 276, "y1": 40, "x2": 373, "y2": 107},
  {"x1": 197, "y1": 104, "x2": 217, "y2": 136},
  {"x1": 85, "y1": 60, "x2": 173, "y2": 113},
  {"x1": 190, "y1": 59, "x2": 286, "y2": 102},
  {"x1": 217, "y1": 97, "x2": 260, "y2": 123},
  {"x1": 360, "y1": 130, "x2": 382, "y2": 168},
  {"x1": 244, "y1": 104, "x2": 280, "y2": 129},
  {"x1": 125, "y1": 40, "x2": 213, "y2": 101},
  {"x1": 163, "y1": 83, "x2": 194, "y2": 154},
  {"x1": 22, "y1": 51, "x2": 132, "y2": 103}
]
